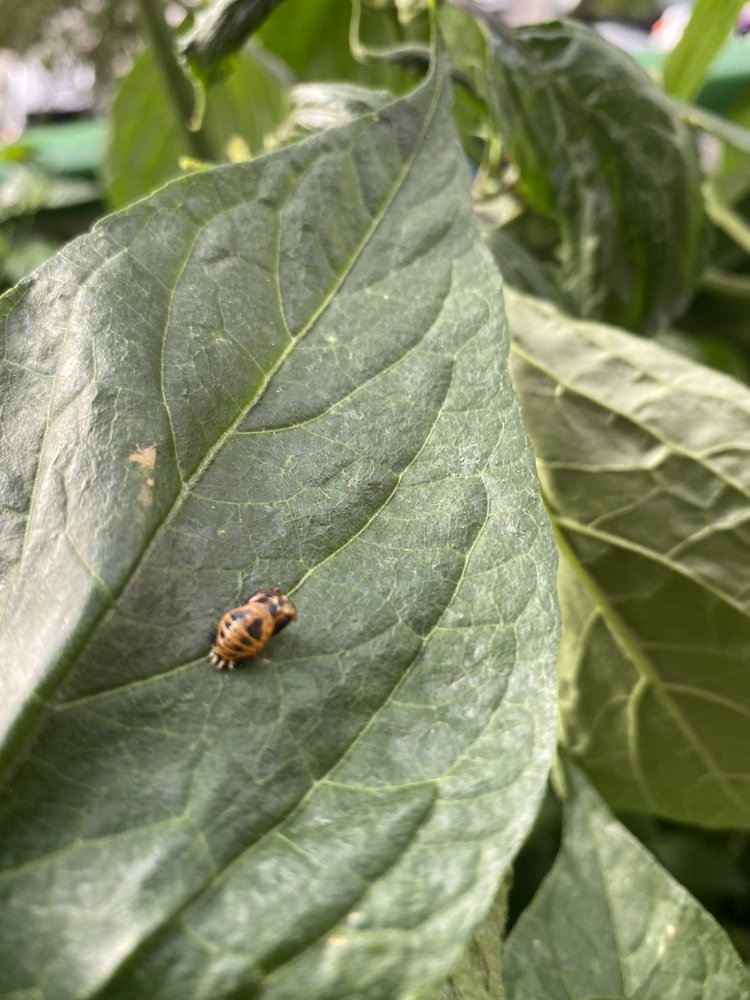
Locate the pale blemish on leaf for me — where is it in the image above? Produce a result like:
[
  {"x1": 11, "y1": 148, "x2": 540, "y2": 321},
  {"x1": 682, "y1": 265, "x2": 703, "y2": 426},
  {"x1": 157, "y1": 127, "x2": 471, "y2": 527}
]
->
[{"x1": 129, "y1": 444, "x2": 156, "y2": 507}]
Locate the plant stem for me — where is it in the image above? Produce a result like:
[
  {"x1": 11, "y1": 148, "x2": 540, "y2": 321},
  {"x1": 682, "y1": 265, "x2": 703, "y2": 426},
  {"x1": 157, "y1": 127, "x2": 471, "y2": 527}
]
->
[
  {"x1": 134, "y1": 0, "x2": 217, "y2": 162},
  {"x1": 701, "y1": 267, "x2": 750, "y2": 302},
  {"x1": 703, "y1": 182, "x2": 750, "y2": 257}
]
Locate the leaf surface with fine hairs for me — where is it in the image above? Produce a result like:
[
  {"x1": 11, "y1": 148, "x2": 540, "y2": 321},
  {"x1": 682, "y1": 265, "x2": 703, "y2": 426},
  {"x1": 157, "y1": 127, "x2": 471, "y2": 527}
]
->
[
  {"x1": 508, "y1": 289, "x2": 750, "y2": 829},
  {"x1": 0, "y1": 57, "x2": 558, "y2": 999}
]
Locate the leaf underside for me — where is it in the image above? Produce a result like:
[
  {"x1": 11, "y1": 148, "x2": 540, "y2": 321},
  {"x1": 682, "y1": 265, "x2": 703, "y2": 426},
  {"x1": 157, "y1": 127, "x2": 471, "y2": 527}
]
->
[
  {"x1": 0, "y1": 59, "x2": 558, "y2": 999},
  {"x1": 508, "y1": 289, "x2": 750, "y2": 830},
  {"x1": 504, "y1": 761, "x2": 750, "y2": 1000},
  {"x1": 490, "y1": 20, "x2": 706, "y2": 334}
]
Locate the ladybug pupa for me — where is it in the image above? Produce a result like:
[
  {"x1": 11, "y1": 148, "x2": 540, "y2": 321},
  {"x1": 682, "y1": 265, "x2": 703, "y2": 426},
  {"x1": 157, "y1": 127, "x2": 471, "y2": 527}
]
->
[{"x1": 209, "y1": 588, "x2": 297, "y2": 670}]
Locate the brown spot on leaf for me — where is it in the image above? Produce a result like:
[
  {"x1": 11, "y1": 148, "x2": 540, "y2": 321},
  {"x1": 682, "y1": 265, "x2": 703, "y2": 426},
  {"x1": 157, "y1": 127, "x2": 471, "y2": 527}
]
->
[
  {"x1": 129, "y1": 444, "x2": 157, "y2": 508},
  {"x1": 129, "y1": 444, "x2": 156, "y2": 472}
]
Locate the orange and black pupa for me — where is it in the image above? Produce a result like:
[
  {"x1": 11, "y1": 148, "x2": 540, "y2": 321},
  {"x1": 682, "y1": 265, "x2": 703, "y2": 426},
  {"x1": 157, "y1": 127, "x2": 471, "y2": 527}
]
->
[{"x1": 209, "y1": 588, "x2": 297, "y2": 670}]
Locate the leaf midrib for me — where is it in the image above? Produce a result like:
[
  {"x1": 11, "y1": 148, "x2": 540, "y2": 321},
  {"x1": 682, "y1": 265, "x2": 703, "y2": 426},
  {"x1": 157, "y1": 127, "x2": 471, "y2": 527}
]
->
[
  {"x1": 0, "y1": 68, "x2": 446, "y2": 791},
  {"x1": 89, "y1": 306, "x2": 504, "y2": 996},
  {"x1": 2, "y1": 67, "x2": 451, "y2": 996},
  {"x1": 552, "y1": 519, "x2": 750, "y2": 822},
  {"x1": 98, "y1": 448, "x2": 490, "y2": 995},
  {"x1": 511, "y1": 339, "x2": 750, "y2": 503}
]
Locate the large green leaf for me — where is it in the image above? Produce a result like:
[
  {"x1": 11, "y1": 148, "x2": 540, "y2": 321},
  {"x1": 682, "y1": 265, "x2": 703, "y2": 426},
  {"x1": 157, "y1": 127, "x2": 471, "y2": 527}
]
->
[
  {"x1": 489, "y1": 20, "x2": 706, "y2": 334},
  {"x1": 504, "y1": 761, "x2": 750, "y2": 1000},
  {"x1": 105, "y1": 48, "x2": 288, "y2": 209},
  {"x1": 507, "y1": 289, "x2": 750, "y2": 828},
  {"x1": 0, "y1": 56, "x2": 558, "y2": 998}
]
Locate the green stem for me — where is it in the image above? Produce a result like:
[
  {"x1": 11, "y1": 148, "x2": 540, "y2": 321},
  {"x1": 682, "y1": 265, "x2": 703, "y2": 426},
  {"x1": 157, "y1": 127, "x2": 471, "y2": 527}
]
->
[
  {"x1": 703, "y1": 182, "x2": 750, "y2": 257},
  {"x1": 700, "y1": 267, "x2": 750, "y2": 302},
  {"x1": 134, "y1": 0, "x2": 217, "y2": 162}
]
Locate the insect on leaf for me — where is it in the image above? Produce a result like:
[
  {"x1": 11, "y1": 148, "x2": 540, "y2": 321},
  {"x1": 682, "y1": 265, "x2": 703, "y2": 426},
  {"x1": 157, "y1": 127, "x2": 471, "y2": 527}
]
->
[{"x1": 0, "y1": 48, "x2": 558, "y2": 1000}]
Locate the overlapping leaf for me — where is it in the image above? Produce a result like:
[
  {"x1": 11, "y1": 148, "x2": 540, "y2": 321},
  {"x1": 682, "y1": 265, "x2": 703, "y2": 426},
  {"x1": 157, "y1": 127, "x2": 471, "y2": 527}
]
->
[
  {"x1": 504, "y1": 762, "x2": 750, "y2": 999},
  {"x1": 0, "y1": 55, "x2": 558, "y2": 998},
  {"x1": 105, "y1": 49, "x2": 288, "y2": 209},
  {"x1": 507, "y1": 289, "x2": 750, "y2": 829},
  {"x1": 432, "y1": 887, "x2": 508, "y2": 1000},
  {"x1": 489, "y1": 20, "x2": 706, "y2": 334}
]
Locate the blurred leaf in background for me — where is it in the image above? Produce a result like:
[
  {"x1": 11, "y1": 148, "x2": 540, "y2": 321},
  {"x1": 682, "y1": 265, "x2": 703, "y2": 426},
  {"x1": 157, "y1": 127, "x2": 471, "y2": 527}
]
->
[
  {"x1": 486, "y1": 19, "x2": 706, "y2": 334},
  {"x1": 508, "y1": 289, "x2": 750, "y2": 829},
  {"x1": 105, "y1": 48, "x2": 287, "y2": 207}
]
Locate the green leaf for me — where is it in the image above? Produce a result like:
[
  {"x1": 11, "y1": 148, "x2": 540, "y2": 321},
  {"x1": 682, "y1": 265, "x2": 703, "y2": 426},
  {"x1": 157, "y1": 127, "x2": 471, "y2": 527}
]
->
[
  {"x1": 489, "y1": 20, "x2": 706, "y2": 334},
  {"x1": 654, "y1": 325, "x2": 750, "y2": 383},
  {"x1": 0, "y1": 167, "x2": 100, "y2": 224},
  {"x1": 482, "y1": 227, "x2": 565, "y2": 307},
  {"x1": 105, "y1": 48, "x2": 288, "y2": 209},
  {"x1": 0, "y1": 235, "x2": 62, "y2": 288},
  {"x1": 438, "y1": 5, "x2": 502, "y2": 173},
  {"x1": 259, "y1": 0, "x2": 363, "y2": 81},
  {"x1": 663, "y1": 0, "x2": 746, "y2": 102},
  {"x1": 0, "y1": 57, "x2": 558, "y2": 998},
  {"x1": 576, "y1": 0, "x2": 654, "y2": 14},
  {"x1": 507, "y1": 289, "x2": 750, "y2": 829},
  {"x1": 504, "y1": 761, "x2": 750, "y2": 1000},
  {"x1": 431, "y1": 885, "x2": 508, "y2": 1000},
  {"x1": 257, "y1": 0, "x2": 414, "y2": 93}
]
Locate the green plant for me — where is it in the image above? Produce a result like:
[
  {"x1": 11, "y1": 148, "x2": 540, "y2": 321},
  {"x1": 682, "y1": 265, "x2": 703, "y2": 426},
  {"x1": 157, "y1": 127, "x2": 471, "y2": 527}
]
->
[{"x1": 2, "y1": 1, "x2": 750, "y2": 997}]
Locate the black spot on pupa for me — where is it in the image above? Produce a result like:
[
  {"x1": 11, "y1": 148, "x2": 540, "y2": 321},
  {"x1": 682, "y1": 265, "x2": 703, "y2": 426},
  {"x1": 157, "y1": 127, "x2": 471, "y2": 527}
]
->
[
  {"x1": 272, "y1": 613, "x2": 293, "y2": 636},
  {"x1": 247, "y1": 619, "x2": 264, "y2": 640}
]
